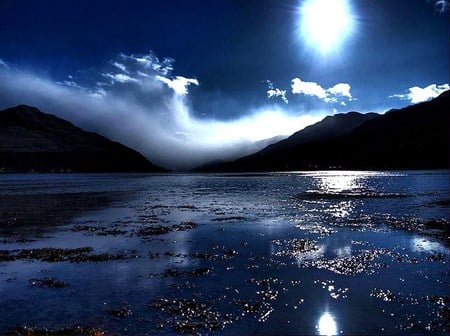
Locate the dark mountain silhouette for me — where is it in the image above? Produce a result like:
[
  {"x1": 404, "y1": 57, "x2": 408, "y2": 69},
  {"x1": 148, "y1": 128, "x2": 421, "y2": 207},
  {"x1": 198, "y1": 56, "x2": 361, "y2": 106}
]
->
[
  {"x1": 0, "y1": 105, "x2": 165, "y2": 172},
  {"x1": 200, "y1": 91, "x2": 449, "y2": 171},
  {"x1": 254, "y1": 111, "x2": 378, "y2": 155}
]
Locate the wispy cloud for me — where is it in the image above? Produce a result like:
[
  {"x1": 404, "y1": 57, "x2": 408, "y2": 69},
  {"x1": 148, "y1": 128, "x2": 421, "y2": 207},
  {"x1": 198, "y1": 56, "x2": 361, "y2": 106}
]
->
[
  {"x1": 112, "y1": 62, "x2": 127, "y2": 72},
  {"x1": 156, "y1": 75, "x2": 199, "y2": 95},
  {"x1": 267, "y1": 88, "x2": 288, "y2": 104},
  {"x1": 103, "y1": 73, "x2": 138, "y2": 83},
  {"x1": 429, "y1": 0, "x2": 449, "y2": 12},
  {"x1": 266, "y1": 80, "x2": 288, "y2": 104},
  {"x1": 128, "y1": 52, "x2": 174, "y2": 76},
  {"x1": 389, "y1": 83, "x2": 449, "y2": 104},
  {"x1": 291, "y1": 77, "x2": 353, "y2": 105},
  {"x1": 0, "y1": 52, "x2": 323, "y2": 170}
]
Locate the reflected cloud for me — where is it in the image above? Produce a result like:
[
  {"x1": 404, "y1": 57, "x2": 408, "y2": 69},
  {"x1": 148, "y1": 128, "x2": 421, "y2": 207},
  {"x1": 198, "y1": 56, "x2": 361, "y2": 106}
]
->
[
  {"x1": 317, "y1": 311, "x2": 338, "y2": 335},
  {"x1": 411, "y1": 237, "x2": 448, "y2": 254},
  {"x1": 295, "y1": 244, "x2": 326, "y2": 266},
  {"x1": 335, "y1": 245, "x2": 352, "y2": 257}
]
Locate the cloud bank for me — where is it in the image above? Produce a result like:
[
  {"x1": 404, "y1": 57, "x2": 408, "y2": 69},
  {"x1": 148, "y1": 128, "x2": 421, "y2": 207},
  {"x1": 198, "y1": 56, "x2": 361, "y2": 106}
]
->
[
  {"x1": 390, "y1": 83, "x2": 449, "y2": 104},
  {"x1": 0, "y1": 53, "x2": 323, "y2": 170}
]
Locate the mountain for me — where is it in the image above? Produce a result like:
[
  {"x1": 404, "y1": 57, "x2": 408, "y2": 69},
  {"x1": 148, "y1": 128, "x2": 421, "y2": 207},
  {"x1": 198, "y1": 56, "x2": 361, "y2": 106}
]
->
[
  {"x1": 255, "y1": 111, "x2": 378, "y2": 155},
  {"x1": 202, "y1": 91, "x2": 449, "y2": 171},
  {"x1": 0, "y1": 105, "x2": 165, "y2": 172}
]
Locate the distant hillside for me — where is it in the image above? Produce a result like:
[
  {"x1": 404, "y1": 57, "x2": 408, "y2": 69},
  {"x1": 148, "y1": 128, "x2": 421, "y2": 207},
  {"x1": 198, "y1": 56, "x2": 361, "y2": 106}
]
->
[
  {"x1": 256, "y1": 111, "x2": 378, "y2": 155},
  {"x1": 0, "y1": 105, "x2": 165, "y2": 172},
  {"x1": 201, "y1": 91, "x2": 449, "y2": 171}
]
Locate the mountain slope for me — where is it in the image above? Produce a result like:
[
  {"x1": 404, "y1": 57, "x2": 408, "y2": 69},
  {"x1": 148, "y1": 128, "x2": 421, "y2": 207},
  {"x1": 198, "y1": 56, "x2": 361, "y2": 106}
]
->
[
  {"x1": 205, "y1": 91, "x2": 449, "y2": 171},
  {"x1": 0, "y1": 105, "x2": 165, "y2": 172},
  {"x1": 258, "y1": 111, "x2": 379, "y2": 155}
]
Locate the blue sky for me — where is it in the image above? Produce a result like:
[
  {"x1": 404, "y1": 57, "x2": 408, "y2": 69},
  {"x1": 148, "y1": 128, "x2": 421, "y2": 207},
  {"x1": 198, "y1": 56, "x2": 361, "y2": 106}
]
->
[{"x1": 0, "y1": 0, "x2": 448, "y2": 169}]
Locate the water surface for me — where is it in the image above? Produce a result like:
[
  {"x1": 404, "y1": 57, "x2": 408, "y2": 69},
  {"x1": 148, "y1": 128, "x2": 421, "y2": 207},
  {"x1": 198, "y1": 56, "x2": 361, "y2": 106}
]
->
[{"x1": 0, "y1": 171, "x2": 448, "y2": 335}]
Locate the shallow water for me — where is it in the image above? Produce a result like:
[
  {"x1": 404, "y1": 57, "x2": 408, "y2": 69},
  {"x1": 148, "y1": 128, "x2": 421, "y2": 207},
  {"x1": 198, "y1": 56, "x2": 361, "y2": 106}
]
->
[{"x1": 0, "y1": 171, "x2": 449, "y2": 335}]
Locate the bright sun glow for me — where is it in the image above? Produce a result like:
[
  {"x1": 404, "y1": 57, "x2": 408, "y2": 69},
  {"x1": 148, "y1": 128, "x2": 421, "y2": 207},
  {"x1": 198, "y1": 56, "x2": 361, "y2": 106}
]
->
[
  {"x1": 317, "y1": 312, "x2": 338, "y2": 335},
  {"x1": 300, "y1": 0, "x2": 354, "y2": 55}
]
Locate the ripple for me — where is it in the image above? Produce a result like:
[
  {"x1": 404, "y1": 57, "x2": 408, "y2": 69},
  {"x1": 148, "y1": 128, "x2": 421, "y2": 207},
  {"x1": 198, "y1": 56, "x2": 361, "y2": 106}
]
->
[{"x1": 297, "y1": 190, "x2": 410, "y2": 200}]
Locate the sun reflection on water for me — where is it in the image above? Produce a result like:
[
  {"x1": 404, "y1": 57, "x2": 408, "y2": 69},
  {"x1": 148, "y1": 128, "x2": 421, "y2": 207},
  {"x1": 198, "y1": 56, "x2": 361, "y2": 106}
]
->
[
  {"x1": 326, "y1": 201, "x2": 353, "y2": 218},
  {"x1": 310, "y1": 171, "x2": 377, "y2": 219},
  {"x1": 317, "y1": 311, "x2": 338, "y2": 335},
  {"x1": 316, "y1": 171, "x2": 364, "y2": 193}
]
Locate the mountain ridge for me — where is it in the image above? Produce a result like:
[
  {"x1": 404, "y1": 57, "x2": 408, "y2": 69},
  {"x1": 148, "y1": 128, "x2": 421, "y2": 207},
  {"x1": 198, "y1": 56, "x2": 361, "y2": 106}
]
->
[
  {"x1": 0, "y1": 105, "x2": 165, "y2": 173},
  {"x1": 198, "y1": 91, "x2": 449, "y2": 172}
]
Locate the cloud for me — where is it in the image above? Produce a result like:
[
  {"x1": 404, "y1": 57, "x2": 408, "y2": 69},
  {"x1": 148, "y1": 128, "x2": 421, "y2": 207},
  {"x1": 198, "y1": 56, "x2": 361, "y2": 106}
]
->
[
  {"x1": 267, "y1": 88, "x2": 288, "y2": 104},
  {"x1": 156, "y1": 75, "x2": 199, "y2": 95},
  {"x1": 265, "y1": 80, "x2": 288, "y2": 104},
  {"x1": 103, "y1": 73, "x2": 138, "y2": 83},
  {"x1": 292, "y1": 78, "x2": 327, "y2": 98},
  {"x1": 291, "y1": 77, "x2": 353, "y2": 105},
  {"x1": 327, "y1": 83, "x2": 352, "y2": 99},
  {"x1": 429, "y1": 0, "x2": 449, "y2": 12},
  {"x1": 0, "y1": 53, "x2": 323, "y2": 170},
  {"x1": 112, "y1": 62, "x2": 127, "y2": 72},
  {"x1": 127, "y1": 52, "x2": 174, "y2": 76},
  {"x1": 390, "y1": 83, "x2": 449, "y2": 104}
]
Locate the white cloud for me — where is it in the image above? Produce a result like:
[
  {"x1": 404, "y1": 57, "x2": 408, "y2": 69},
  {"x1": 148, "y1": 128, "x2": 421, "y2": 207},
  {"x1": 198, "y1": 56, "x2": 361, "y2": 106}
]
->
[
  {"x1": 324, "y1": 97, "x2": 338, "y2": 104},
  {"x1": 104, "y1": 73, "x2": 139, "y2": 83},
  {"x1": 292, "y1": 78, "x2": 327, "y2": 98},
  {"x1": 291, "y1": 77, "x2": 353, "y2": 104},
  {"x1": 58, "y1": 80, "x2": 85, "y2": 91},
  {"x1": 126, "y1": 52, "x2": 173, "y2": 76},
  {"x1": 137, "y1": 71, "x2": 150, "y2": 78},
  {"x1": 390, "y1": 83, "x2": 449, "y2": 104},
  {"x1": 0, "y1": 59, "x2": 7, "y2": 68},
  {"x1": 112, "y1": 62, "x2": 127, "y2": 72},
  {"x1": 267, "y1": 88, "x2": 288, "y2": 104},
  {"x1": 328, "y1": 83, "x2": 352, "y2": 98},
  {"x1": 156, "y1": 75, "x2": 199, "y2": 95},
  {"x1": 0, "y1": 53, "x2": 323, "y2": 170}
]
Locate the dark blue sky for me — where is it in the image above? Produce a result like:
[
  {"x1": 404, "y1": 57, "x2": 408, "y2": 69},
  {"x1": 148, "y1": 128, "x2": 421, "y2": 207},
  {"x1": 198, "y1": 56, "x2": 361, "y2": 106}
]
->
[{"x1": 0, "y1": 0, "x2": 448, "y2": 118}]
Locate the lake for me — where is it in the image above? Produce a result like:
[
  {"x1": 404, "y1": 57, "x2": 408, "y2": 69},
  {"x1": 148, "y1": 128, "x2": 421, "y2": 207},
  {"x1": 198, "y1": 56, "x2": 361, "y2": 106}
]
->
[{"x1": 0, "y1": 171, "x2": 448, "y2": 335}]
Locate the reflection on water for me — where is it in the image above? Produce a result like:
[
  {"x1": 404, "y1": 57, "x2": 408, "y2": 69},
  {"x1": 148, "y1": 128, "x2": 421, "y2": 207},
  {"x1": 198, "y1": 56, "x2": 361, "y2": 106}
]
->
[
  {"x1": 411, "y1": 237, "x2": 447, "y2": 254},
  {"x1": 315, "y1": 171, "x2": 364, "y2": 193},
  {"x1": 326, "y1": 201, "x2": 353, "y2": 218},
  {"x1": 317, "y1": 311, "x2": 338, "y2": 336},
  {"x1": 0, "y1": 172, "x2": 449, "y2": 335},
  {"x1": 294, "y1": 244, "x2": 325, "y2": 266},
  {"x1": 335, "y1": 245, "x2": 352, "y2": 257},
  {"x1": 314, "y1": 172, "x2": 364, "y2": 220}
]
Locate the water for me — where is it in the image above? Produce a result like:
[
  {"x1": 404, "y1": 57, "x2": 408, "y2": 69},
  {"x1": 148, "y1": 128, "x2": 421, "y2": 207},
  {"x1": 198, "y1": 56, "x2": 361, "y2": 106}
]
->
[{"x1": 0, "y1": 171, "x2": 448, "y2": 335}]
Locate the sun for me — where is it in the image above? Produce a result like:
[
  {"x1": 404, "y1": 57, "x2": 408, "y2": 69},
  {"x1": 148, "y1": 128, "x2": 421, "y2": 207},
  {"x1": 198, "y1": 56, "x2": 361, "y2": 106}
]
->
[{"x1": 299, "y1": 0, "x2": 355, "y2": 55}]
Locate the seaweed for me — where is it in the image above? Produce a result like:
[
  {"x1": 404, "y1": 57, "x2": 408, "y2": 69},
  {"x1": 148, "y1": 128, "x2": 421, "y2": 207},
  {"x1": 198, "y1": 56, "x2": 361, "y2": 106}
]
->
[
  {"x1": 150, "y1": 298, "x2": 234, "y2": 334},
  {"x1": 29, "y1": 277, "x2": 68, "y2": 288},
  {"x1": 0, "y1": 247, "x2": 136, "y2": 263},
  {"x1": 4, "y1": 326, "x2": 104, "y2": 336}
]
